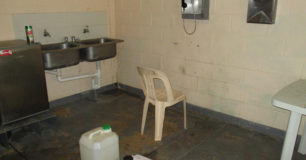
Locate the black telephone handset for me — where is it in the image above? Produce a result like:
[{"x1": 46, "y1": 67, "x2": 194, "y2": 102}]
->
[{"x1": 182, "y1": 0, "x2": 187, "y2": 10}]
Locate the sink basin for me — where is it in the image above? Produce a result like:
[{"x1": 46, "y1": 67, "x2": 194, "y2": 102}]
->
[
  {"x1": 79, "y1": 38, "x2": 123, "y2": 62},
  {"x1": 41, "y1": 38, "x2": 123, "y2": 70},
  {"x1": 42, "y1": 43, "x2": 78, "y2": 50},
  {"x1": 41, "y1": 42, "x2": 80, "y2": 70},
  {"x1": 79, "y1": 38, "x2": 114, "y2": 45}
]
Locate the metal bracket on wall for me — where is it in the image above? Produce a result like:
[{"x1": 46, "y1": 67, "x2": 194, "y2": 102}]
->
[{"x1": 247, "y1": 0, "x2": 277, "y2": 24}]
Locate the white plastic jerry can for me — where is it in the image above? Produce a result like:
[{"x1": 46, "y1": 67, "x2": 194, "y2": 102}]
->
[{"x1": 79, "y1": 124, "x2": 119, "y2": 160}]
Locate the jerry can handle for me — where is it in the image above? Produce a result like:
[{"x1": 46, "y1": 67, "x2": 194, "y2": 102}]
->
[{"x1": 89, "y1": 130, "x2": 103, "y2": 139}]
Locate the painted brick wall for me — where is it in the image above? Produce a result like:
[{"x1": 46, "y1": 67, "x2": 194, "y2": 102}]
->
[{"x1": 115, "y1": 0, "x2": 306, "y2": 133}]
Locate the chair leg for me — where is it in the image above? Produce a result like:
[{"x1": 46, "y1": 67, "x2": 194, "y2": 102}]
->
[
  {"x1": 141, "y1": 98, "x2": 149, "y2": 135},
  {"x1": 155, "y1": 102, "x2": 165, "y2": 141},
  {"x1": 183, "y1": 98, "x2": 187, "y2": 129}
]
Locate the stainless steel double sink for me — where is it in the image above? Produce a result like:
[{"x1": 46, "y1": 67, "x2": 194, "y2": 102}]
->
[{"x1": 41, "y1": 38, "x2": 123, "y2": 70}]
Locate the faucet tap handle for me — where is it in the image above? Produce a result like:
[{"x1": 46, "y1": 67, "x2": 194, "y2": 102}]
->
[
  {"x1": 71, "y1": 36, "x2": 76, "y2": 43},
  {"x1": 64, "y1": 36, "x2": 69, "y2": 42},
  {"x1": 43, "y1": 29, "x2": 51, "y2": 37},
  {"x1": 71, "y1": 36, "x2": 80, "y2": 43},
  {"x1": 83, "y1": 25, "x2": 90, "y2": 34}
]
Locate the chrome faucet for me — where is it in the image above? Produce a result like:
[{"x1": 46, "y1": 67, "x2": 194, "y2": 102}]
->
[
  {"x1": 64, "y1": 36, "x2": 69, "y2": 43},
  {"x1": 71, "y1": 36, "x2": 76, "y2": 43},
  {"x1": 71, "y1": 36, "x2": 79, "y2": 43},
  {"x1": 43, "y1": 29, "x2": 51, "y2": 37},
  {"x1": 83, "y1": 25, "x2": 90, "y2": 34}
]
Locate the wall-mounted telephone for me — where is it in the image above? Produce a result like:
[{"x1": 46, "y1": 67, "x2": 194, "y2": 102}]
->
[
  {"x1": 181, "y1": 0, "x2": 209, "y2": 20},
  {"x1": 182, "y1": 0, "x2": 188, "y2": 9}
]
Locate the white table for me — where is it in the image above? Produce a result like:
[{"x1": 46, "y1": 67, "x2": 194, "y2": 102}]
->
[{"x1": 272, "y1": 79, "x2": 306, "y2": 160}]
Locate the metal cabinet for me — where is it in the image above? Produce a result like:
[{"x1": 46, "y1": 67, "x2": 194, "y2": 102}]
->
[{"x1": 0, "y1": 40, "x2": 49, "y2": 125}]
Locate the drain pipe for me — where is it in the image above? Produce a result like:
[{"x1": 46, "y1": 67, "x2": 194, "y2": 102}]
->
[{"x1": 45, "y1": 61, "x2": 101, "y2": 89}]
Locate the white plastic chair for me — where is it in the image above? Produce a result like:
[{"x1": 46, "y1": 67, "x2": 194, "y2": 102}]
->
[{"x1": 137, "y1": 66, "x2": 187, "y2": 141}]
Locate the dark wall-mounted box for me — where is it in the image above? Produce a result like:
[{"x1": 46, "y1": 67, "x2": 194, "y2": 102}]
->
[{"x1": 247, "y1": 0, "x2": 277, "y2": 24}]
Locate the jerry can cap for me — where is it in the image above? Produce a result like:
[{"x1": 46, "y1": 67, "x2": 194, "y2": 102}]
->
[{"x1": 102, "y1": 124, "x2": 111, "y2": 131}]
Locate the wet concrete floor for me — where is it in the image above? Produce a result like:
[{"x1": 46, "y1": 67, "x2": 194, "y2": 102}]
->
[{"x1": 0, "y1": 90, "x2": 305, "y2": 160}]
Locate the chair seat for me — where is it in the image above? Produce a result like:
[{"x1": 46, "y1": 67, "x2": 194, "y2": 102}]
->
[{"x1": 155, "y1": 88, "x2": 185, "y2": 102}]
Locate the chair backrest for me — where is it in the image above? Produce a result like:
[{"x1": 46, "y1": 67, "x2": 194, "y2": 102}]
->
[{"x1": 137, "y1": 66, "x2": 174, "y2": 102}]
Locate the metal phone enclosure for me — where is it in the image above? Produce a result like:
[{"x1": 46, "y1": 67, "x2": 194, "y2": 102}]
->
[{"x1": 182, "y1": 0, "x2": 209, "y2": 20}]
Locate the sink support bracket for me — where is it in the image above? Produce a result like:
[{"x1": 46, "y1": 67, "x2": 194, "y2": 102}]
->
[{"x1": 45, "y1": 61, "x2": 102, "y2": 89}]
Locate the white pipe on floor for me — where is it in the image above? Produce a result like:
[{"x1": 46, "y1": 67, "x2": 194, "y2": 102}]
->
[{"x1": 45, "y1": 61, "x2": 102, "y2": 89}]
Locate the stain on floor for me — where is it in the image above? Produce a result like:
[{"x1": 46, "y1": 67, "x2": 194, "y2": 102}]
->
[{"x1": 0, "y1": 90, "x2": 305, "y2": 160}]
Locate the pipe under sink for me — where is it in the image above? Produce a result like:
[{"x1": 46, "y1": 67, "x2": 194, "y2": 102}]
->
[{"x1": 42, "y1": 37, "x2": 123, "y2": 91}]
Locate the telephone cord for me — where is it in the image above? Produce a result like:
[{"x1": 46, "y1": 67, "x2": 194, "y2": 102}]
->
[{"x1": 183, "y1": 1, "x2": 197, "y2": 35}]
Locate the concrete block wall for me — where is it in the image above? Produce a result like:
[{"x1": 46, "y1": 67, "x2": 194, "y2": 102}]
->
[{"x1": 115, "y1": 0, "x2": 306, "y2": 133}]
